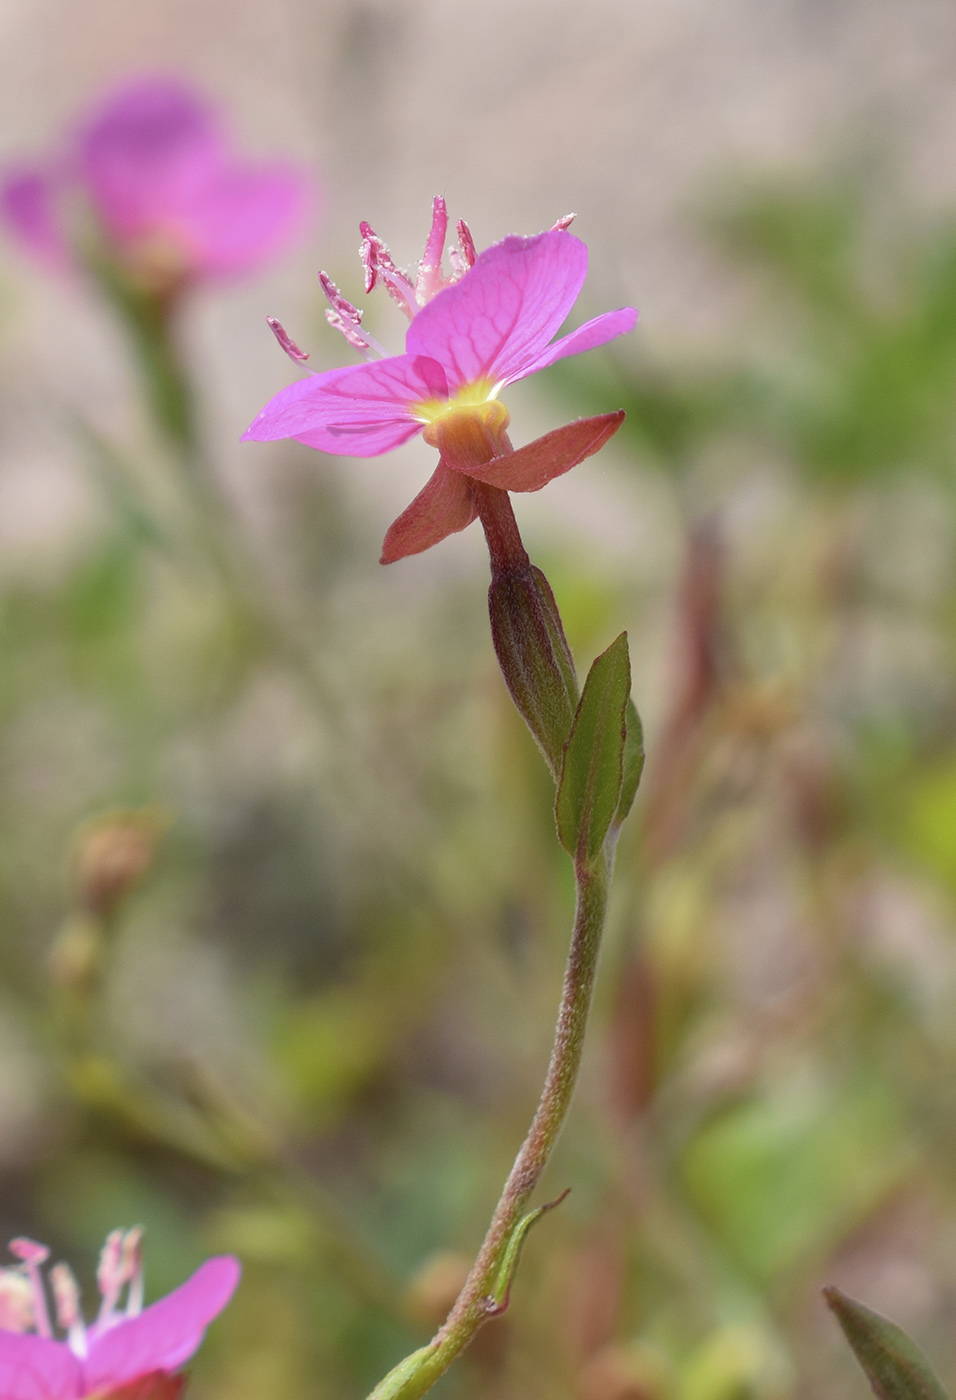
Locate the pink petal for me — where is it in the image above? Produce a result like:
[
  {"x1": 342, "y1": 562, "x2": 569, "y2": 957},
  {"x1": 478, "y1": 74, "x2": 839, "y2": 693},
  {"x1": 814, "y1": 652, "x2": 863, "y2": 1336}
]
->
[
  {"x1": 84, "y1": 1256, "x2": 239, "y2": 1393},
  {"x1": 453, "y1": 412, "x2": 625, "y2": 492},
  {"x1": 80, "y1": 77, "x2": 223, "y2": 244},
  {"x1": 508, "y1": 307, "x2": 638, "y2": 384},
  {"x1": 406, "y1": 229, "x2": 588, "y2": 390},
  {"x1": 165, "y1": 162, "x2": 313, "y2": 280},
  {"x1": 0, "y1": 1333, "x2": 80, "y2": 1400},
  {"x1": 380, "y1": 463, "x2": 478, "y2": 563},
  {"x1": 242, "y1": 354, "x2": 447, "y2": 458},
  {"x1": 0, "y1": 167, "x2": 71, "y2": 269}
]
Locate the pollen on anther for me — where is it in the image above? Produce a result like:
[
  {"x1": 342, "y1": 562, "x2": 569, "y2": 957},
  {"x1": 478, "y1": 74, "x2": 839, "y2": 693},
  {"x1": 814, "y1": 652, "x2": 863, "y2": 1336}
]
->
[{"x1": 267, "y1": 316, "x2": 310, "y2": 364}]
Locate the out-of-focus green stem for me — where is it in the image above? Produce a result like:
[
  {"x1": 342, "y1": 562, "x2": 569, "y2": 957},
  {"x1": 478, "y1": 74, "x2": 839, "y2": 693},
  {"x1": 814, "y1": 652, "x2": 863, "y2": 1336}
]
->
[
  {"x1": 88, "y1": 253, "x2": 341, "y2": 715},
  {"x1": 367, "y1": 852, "x2": 610, "y2": 1400},
  {"x1": 100, "y1": 268, "x2": 244, "y2": 570},
  {"x1": 56, "y1": 953, "x2": 411, "y2": 1323},
  {"x1": 85, "y1": 252, "x2": 197, "y2": 450}
]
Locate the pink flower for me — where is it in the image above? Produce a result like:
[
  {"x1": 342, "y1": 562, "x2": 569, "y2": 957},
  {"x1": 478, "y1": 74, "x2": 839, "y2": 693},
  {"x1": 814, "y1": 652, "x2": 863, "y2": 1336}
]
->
[
  {"x1": 1, "y1": 76, "x2": 312, "y2": 291},
  {"x1": 0, "y1": 1230, "x2": 240, "y2": 1400},
  {"x1": 242, "y1": 200, "x2": 636, "y2": 562}
]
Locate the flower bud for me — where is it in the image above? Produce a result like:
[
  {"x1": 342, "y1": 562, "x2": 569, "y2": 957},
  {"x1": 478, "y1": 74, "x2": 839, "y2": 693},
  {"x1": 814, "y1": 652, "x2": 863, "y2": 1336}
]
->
[
  {"x1": 404, "y1": 1251, "x2": 470, "y2": 1327},
  {"x1": 579, "y1": 1342, "x2": 674, "y2": 1400},
  {"x1": 72, "y1": 808, "x2": 166, "y2": 917},
  {"x1": 488, "y1": 563, "x2": 579, "y2": 781}
]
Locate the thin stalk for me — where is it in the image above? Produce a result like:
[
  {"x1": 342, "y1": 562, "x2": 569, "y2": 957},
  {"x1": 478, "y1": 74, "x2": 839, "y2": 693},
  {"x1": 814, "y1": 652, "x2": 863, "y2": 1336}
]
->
[
  {"x1": 368, "y1": 852, "x2": 610, "y2": 1400},
  {"x1": 90, "y1": 260, "x2": 341, "y2": 716},
  {"x1": 471, "y1": 481, "x2": 529, "y2": 577}
]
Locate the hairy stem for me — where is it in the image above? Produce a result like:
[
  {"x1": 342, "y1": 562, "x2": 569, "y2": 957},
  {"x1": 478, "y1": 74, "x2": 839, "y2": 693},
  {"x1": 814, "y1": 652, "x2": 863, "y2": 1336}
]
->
[
  {"x1": 471, "y1": 481, "x2": 529, "y2": 577},
  {"x1": 368, "y1": 853, "x2": 610, "y2": 1400}
]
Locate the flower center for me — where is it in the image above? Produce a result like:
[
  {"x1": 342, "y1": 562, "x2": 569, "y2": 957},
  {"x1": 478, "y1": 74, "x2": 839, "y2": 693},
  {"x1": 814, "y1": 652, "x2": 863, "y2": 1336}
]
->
[
  {"x1": 118, "y1": 229, "x2": 193, "y2": 297},
  {"x1": 421, "y1": 399, "x2": 511, "y2": 470},
  {"x1": 5, "y1": 1229, "x2": 144, "y2": 1358},
  {"x1": 414, "y1": 380, "x2": 500, "y2": 427}
]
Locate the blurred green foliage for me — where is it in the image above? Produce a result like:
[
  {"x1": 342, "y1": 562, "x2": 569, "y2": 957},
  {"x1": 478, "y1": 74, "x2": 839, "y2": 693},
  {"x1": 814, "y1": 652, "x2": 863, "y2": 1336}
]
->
[{"x1": 6, "y1": 160, "x2": 956, "y2": 1400}]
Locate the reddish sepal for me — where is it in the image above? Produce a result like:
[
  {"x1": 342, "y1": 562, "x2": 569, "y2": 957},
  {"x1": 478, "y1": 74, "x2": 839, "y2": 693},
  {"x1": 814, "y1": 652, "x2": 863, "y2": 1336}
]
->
[
  {"x1": 448, "y1": 411, "x2": 625, "y2": 493},
  {"x1": 380, "y1": 464, "x2": 478, "y2": 563}
]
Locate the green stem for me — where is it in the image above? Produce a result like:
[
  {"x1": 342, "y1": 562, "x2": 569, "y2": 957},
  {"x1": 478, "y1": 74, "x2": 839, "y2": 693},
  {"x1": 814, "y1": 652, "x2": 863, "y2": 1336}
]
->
[
  {"x1": 89, "y1": 256, "x2": 341, "y2": 715},
  {"x1": 368, "y1": 852, "x2": 610, "y2": 1400}
]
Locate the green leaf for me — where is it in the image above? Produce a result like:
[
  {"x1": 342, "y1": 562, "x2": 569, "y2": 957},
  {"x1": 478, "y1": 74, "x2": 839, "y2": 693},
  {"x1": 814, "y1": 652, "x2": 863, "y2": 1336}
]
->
[
  {"x1": 824, "y1": 1288, "x2": 950, "y2": 1400},
  {"x1": 488, "y1": 1188, "x2": 570, "y2": 1315},
  {"x1": 556, "y1": 632, "x2": 631, "y2": 865},
  {"x1": 613, "y1": 697, "x2": 645, "y2": 831},
  {"x1": 682, "y1": 1074, "x2": 910, "y2": 1281}
]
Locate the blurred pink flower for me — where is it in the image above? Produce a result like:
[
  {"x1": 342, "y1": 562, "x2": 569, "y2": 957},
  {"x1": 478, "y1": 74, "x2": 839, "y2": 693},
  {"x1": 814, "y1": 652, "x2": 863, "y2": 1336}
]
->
[
  {"x1": 0, "y1": 1230, "x2": 240, "y2": 1400},
  {"x1": 1, "y1": 76, "x2": 313, "y2": 290},
  {"x1": 243, "y1": 199, "x2": 636, "y2": 560}
]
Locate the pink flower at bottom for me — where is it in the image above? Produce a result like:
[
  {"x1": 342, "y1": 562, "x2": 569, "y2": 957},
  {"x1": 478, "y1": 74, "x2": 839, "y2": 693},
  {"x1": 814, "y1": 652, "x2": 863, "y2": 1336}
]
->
[
  {"x1": 1, "y1": 76, "x2": 313, "y2": 292},
  {"x1": 0, "y1": 1231, "x2": 239, "y2": 1400},
  {"x1": 242, "y1": 200, "x2": 637, "y2": 562}
]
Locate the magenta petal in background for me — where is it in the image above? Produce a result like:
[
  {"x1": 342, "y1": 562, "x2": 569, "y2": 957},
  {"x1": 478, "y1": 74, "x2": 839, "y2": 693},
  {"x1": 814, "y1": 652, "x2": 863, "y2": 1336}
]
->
[
  {"x1": 84, "y1": 1256, "x2": 240, "y2": 1394},
  {"x1": 80, "y1": 78, "x2": 223, "y2": 244},
  {"x1": 1, "y1": 74, "x2": 313, "y2": 283},
  {"x1": 172, "y1": 164, "x2": 311, "y2": 279},
  {"x1": 242, "y1": 354, "x2": 448, "y2": 456},
  {"x1": 0, "y1": 168, "x2": 71, "y2": 269},
  {"x1": 406, "y1": 230, "x2": 589, "y2": 390},
  {"x1": 0, "y1": 1331, "x2": 81, "y2": 1400}
]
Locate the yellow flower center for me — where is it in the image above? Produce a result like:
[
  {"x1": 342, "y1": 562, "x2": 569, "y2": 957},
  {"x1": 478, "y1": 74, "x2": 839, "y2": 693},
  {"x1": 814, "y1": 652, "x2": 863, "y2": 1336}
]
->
[
  {"x1": 421, "y1": 398, "x2": 511, "y2": 471},
  {"x1": 413, "y1": 379, "x2": 500, "y2": 426}
]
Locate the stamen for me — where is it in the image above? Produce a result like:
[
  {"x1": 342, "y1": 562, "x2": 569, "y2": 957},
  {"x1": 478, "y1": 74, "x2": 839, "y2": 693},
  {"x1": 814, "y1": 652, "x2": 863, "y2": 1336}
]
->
[
  {"x1": 0, "y1": 1267, "x2": 34, "y2": 1332},
  {"x1": 322, "y1": 309, "x2": 382, "y2": 358},
  {"x1": 266, "y1": 316, "x2": 310, "y2": 364},
  {"x1": 320, "y1": 271, "x2": 388, "y2": 359},
  {"x1": 552, "y1": 213, "x2": 576, "y2": 231},
  {"x1": 416, "y1": 196, "x2": 449, "y2": 303},
  {"x1": 9, "y1": 1239, "x2": 53, "y2": 1338},
  {"x1": 96, "y1": 1229, "x2": 125, "y2": 1325},
  {"x1": 121, "y1": 1228, "x2": 144, "y2": 1317},
  {"x1": 319, "y1": 271, "x2": 361, "y2": 326},
  {"x1": 456, "y1": 219, "x2": 477, "y2": 269},
  {"x1": 50, "y1": 1263, "x2": 87, "y2": 1357},
  {"x1": 359, "y1": 221, "x2": 418, "y2": 319}
]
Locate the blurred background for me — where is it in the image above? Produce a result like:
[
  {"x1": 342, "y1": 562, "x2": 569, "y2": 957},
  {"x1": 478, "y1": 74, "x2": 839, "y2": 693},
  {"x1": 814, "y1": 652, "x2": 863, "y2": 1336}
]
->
[{"x1": 3, "y1": 2, "x2": 956, "y2": 1399}]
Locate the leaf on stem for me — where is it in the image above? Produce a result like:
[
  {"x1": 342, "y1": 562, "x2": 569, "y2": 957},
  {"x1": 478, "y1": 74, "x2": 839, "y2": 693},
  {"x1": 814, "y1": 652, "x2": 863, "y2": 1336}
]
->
[
  {"x1": 556, "y1": 633, "x2": 631, "y2": 865},
  {"x1": 824, "y1": 1287, "x2": 950, "y2": 1400},
  {"x1": 613, "y1": 698, "x2": 645, "y2": 831},
  {"x1": 486, "y1": 1188, "x2": 571, "y2": 1316}
]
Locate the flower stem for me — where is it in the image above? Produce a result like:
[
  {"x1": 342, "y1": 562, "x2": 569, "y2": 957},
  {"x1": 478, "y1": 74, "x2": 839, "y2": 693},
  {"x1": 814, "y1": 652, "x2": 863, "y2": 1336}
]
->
[
  {"x1": 472, "y1": 482, "x2": 529, "y2": 578},
  {"x1": 367, "y1": 851, "x2": 610, "y2": 1400}
]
